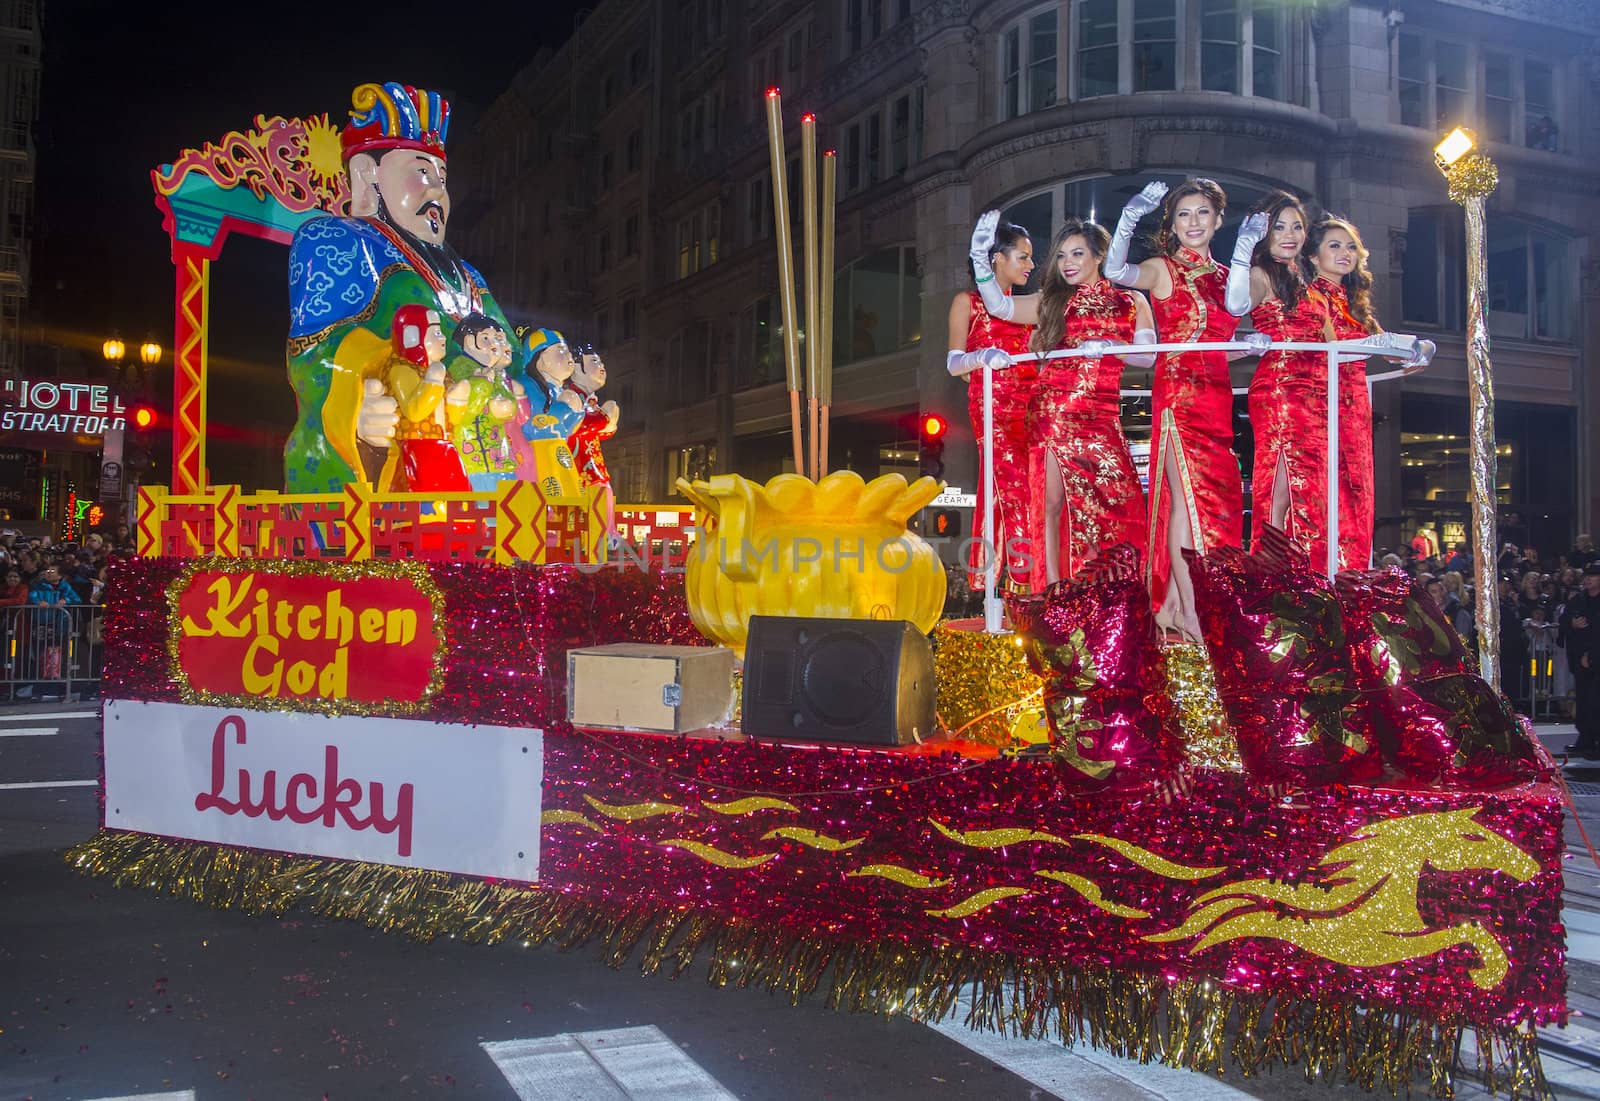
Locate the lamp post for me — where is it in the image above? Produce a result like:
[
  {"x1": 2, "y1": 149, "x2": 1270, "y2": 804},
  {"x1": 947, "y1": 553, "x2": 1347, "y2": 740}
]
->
[
  {"x1": 100, "y1": 336, "x2": 163, "y2": 528},
  {"x1": 1434, "y1": 127, "x2": 1501, "y2": 687},
  {"x1": 102, "y1": 336, "x2": 163, "y2": 389}
]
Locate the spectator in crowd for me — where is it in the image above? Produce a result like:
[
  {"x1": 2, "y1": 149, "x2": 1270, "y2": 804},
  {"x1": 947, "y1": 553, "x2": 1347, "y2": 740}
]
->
[
  {"x1": 1570, "y1": 534, "x2": 1598, "y2": 572},
  {"x1": 1499, "y1": 575, "x2": 1530, "y2": 707},
  {"x1": 1444, "y1": 542, "x2": 1471, "y2": 573},
  {"x1": 0, "y1": 568, "x2": 26, "y2": 608},
  {"x1": 1437, "y1": 572, "x2": 1475, "y2": 645},
  {"x1": 1559, "y1": 564, "x2": 1600, "y2": 758}
]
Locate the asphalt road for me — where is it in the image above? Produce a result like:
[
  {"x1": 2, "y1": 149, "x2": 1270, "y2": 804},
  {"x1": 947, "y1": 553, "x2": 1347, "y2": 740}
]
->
[{"x1": 3, "y1": 706, "x2": 1598, "y2": 1101}]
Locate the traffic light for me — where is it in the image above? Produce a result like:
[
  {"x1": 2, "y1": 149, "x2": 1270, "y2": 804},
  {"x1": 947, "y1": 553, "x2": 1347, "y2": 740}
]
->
[
  {"x1": 126, "y1": 402, "x2": 158, "y2": 472},
  {"x1": 918, "y1": 412, "x2": 948, "y2": 480},
  {"x1": 931, "y1": 507, "x2": 962, "y2": 539}
]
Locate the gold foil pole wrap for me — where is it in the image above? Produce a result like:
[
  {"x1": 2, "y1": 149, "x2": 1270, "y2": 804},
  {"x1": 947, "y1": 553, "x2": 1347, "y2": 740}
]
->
[
  {"x1": 932, "y1": 620, "x2": 1046, "y2": 746},
  {"x1": 1161, "y1": 642, "x2": 1242, "y2": 773},
  {"x1": 1449, "y1": 155, "x2": 1500, "y2": 686}
]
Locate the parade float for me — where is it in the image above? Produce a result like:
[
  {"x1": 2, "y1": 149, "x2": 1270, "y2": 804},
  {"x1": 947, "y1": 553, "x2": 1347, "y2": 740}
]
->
[{"x1": 66, "y1": 81, "x2": 1571, "y2": 1099}]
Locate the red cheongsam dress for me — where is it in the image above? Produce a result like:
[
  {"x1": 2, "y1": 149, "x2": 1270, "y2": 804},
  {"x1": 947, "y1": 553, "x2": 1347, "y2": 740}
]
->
[
  {"x1": 964, "y1": 290, "x2": 1037, "y2": 591},
  {"x1": 1027, "y1": 278, "x2": 1148, "y2": 586},
  {"x1": 1147, "y1": 247, "x2": 1245, "y2": 603},
  {"x1": 1316, "y1": 276, "x2": 1376, "y2": 569},
  {"x1": 1249, "y1": 284, "x2": 1339, "y2": 568}
]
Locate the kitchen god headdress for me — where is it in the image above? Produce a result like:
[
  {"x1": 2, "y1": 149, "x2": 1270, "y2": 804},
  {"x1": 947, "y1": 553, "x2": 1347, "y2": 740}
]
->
[{"x1": 341, "y1": 81, "x2": 450, "y2": 162}]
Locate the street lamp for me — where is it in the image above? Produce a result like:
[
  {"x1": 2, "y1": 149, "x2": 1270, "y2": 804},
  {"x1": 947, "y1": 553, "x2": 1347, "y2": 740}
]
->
[
  {"x1": 101, "y1": 335, "x2": 162, "y2": 388},
  {"x1": 1433, "y1": 127, "x2": 1501, "y2": 686}
]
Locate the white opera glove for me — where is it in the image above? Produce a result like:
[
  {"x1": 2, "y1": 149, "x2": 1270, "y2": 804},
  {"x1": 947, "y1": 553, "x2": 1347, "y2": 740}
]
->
[
  {"x1": 1077, "y1": 340, "x2": 1110, "y2": 358},
  {"x1": 1105, "y1": 181, "x2": 1167, "y2": 286},
  {"x1": 970, "y1": 210, "x2": 1015, "y2": 321},
  {"x1": 1242, "y1": 331, "x2": 1271, "y2": 355},
  {"x1": 947, "y1": 347, "x2": 1013, "y2": 377},
  {"x1": 1123, "y1": 328, "x2": 1157, "y2": 369},
  {"x1": 1226, "y1": 212, "x2": 1269, "y2": 317}
]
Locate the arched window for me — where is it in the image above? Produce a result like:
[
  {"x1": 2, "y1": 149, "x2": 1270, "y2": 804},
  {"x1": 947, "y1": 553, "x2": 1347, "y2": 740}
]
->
[
  {"x1": 1071, "y1": 0, "x2": 1290, "y2": 103},
  {"x1": 999, "y1": 171, "x2": 1293, "y2": 274}
]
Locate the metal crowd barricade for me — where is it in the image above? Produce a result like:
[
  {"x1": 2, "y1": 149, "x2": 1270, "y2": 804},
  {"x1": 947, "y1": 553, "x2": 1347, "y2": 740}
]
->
[
  {"x1": 975, "y1": 337, "x2": 1418, "y2": 633},
  {"x1": 0, "y1": 603, "x2": 105, "y2": 702}
]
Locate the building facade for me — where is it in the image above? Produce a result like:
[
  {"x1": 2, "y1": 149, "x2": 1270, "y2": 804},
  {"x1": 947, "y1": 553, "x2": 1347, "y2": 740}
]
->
[
  {"x1": 453, "y1": 0, "x2": 1600, "y2": 558},
  {"x1": 0, "y1": 0, "x2": 39, "y2": 382}
]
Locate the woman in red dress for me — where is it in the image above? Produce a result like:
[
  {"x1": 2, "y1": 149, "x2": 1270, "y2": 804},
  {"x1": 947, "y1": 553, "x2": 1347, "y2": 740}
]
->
[
  {"x1": 1228, "y1": 191, "x2": 1342, "y2": 566},
  {"x1": 1103, "y1": 178, "x2": 1266, "y2": 638},
  {"x1": 950, "y1": 218, "x2": 1036, "y2": 592},
  {"x1": 1013, "y1": 220, "x2": 1154, "y2": 585},
  {"x1": 1305, "y1": 216, "x2": 1435, "y2": 569}
]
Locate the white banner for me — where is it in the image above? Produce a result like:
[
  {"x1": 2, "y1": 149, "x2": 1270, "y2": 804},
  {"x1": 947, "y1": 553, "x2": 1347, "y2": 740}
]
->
[{"x1": 102, "y1": 700, "x2": 543, "y2": 881}]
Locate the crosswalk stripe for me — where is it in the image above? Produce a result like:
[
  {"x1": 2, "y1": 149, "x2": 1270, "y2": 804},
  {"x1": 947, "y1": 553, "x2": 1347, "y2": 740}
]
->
[
  {"x1": 1563, "y1": 907, "x2": 1600, "y2": 966},
  {"x1": 0, "y1": 709, "x2": 97, "y2": 720},
  {"x1": 0, "y1": 726, "x2": 60, "y2": 737},
  {"x1": 928, "y1": 994, "x2": 1256, "y2": 1100},
  {"x1": 0, "y1": 779, "x2": 97, "y2": 789},
  {"x1": 484, "y1": 1026, "x2": 739, "y2": 1101}
]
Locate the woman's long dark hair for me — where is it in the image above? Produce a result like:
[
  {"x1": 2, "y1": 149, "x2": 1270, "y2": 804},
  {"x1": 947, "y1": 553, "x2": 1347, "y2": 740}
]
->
[
  {"x1": 1158, "y1": 178, "x2": 1228, "y2": 257},
  {"x1": 977, "y1": 221, "x2": 1031, "y2": 287},
  {"x1": 1306, "y1": 216, "x2": 1379, "y2": 333},
  {"x1": 1029, "y1": 219, "x2": 1110, "y2": 354},
  {"x1": 1249, "y1": 190, "x2": 1311, "y2": 312}
]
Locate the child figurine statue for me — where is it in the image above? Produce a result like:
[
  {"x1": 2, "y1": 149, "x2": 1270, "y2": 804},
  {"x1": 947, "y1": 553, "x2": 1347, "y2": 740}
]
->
[
  {"x1": 446, "y1": 313, "x2": 524, "y2": 491},
  {"x1": 518, "y1": 328, "x2": 587, "y2": 500},
  {"x1": 379, "y1": 304, "x2": 473, "y2": 495},
  {"x1": 566, "y1": 344, "x2": 621, "y2": 534}
]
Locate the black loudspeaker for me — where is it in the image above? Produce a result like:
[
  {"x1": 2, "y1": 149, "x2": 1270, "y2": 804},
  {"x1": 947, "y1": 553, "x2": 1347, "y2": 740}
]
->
[{"x1": 741, "y1": 616, "x2": 936, "y2": 746}]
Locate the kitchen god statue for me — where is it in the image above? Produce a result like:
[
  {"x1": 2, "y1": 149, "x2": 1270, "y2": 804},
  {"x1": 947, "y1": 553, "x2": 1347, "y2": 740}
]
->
[{"x1": 283, "y1": 81, "x2": 516, "y2": 492}]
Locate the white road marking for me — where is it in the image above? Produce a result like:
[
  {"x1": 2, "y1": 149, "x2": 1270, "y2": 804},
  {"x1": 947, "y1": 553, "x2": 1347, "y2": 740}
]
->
[
  {"x1": 1563, "y1": 907, "x2": 1600, "y2": 966},
  {"x1": 929, "y1": 993, "x2": 1256, "y2": 1100},
  {"x1": 0, "y1": 709, "x2": 97, "y2": 720},
  {"x1": 484, "y1": 1025, "x2": 739, "y2": 1101},
  {"x1": 81, "y1": 1092, "x2": 196, "y2": 1101},
  {"x1": 0, "y1": 779, "x2": 97, "y2": 789},
  {"x1": 0, "y1": 726, "x2": 60, "y2": 737}
]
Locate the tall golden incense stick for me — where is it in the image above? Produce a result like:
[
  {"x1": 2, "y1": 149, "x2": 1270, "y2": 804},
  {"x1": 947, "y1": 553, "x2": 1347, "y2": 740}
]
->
[
  {"x1": 801, "y1": 113, "x2": 820, "y2": 480},
  {"x1": 763, "y1": 88, "x2": 805, "y2": 475},
  {"x1": 818, "y1": 148, "x2": 837, "y2": 477}
]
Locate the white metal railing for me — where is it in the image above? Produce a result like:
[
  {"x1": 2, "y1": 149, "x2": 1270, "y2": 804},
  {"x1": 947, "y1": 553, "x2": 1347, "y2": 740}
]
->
[{"x1": 975, "y1": 337, "x2": 1419, "y2": 633}]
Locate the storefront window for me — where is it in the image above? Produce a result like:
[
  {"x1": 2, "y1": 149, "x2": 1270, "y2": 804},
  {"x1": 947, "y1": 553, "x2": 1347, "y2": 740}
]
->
[{"x1": 1399, "y1": 396, "x2": 1573, "y2": 559}]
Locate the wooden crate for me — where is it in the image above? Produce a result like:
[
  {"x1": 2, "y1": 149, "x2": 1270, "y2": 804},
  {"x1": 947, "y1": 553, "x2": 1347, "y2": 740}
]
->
[{"x1": 567, "y1": 643, "x2": 736, "y2": 733}]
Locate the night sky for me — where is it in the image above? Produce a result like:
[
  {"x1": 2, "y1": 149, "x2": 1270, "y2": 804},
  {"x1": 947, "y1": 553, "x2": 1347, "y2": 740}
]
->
[{"x1": 29, "y1": 1, "x2": 582, "y2": 483}]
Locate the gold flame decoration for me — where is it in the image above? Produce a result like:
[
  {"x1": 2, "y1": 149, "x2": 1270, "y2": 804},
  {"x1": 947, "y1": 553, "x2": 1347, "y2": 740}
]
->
[
  {"x1": 926, "y1": 887, "x2": 1030, "y2": 919},
  {"x1": 583, "y1": 796, "x2": 684, "y2": 821},
  {"x1": 931, "y1": 818, "x2": 1071, "y2": 849}
]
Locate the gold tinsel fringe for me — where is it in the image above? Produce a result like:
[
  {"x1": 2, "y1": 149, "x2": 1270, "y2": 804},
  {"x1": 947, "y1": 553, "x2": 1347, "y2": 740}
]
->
[{"x1": 64, "y1": 830, "x2": 1549, "y2": 1100}]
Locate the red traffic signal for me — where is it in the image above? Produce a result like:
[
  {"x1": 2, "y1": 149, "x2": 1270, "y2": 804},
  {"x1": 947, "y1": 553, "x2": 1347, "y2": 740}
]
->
[{"x1": 920, "y1": 413, "x2": 948, "y2": 441}]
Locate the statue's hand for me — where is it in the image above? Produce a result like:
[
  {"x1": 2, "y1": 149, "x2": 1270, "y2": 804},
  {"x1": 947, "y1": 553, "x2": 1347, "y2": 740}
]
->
[
  {"x1": 509, "y1": 379, "x2": 526, "y2": 398},
  {"x1": 488, "y1": 396, "x2": 516, "y2": 420},
  {"x1": 357, "y1": 378, "x2": 398, "y2": 448},
  {"x1": 601, "y1": 400, "x2": 620, "y2": 428},
  {"x1": 424, "y1": 363, "x2": 447, "y2": 387},
  {"x1": 558, "y1": 390, "x2": 584, "y2": 412},
  {"x1": 445, "y1": 379, "x2": 472, "y2": 405}
]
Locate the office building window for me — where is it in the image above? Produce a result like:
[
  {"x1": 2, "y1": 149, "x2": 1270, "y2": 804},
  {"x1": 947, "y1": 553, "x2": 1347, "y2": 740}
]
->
[
  {"x1": 1395, "y1": 35, "x2": 1562, "y2": 151},
  {"x1": 833, "y1": 245, "x2": 922, "y2": 365},
  {"x1": 1001, "y1": 7, "x2": 1058, "y2": 120}
]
